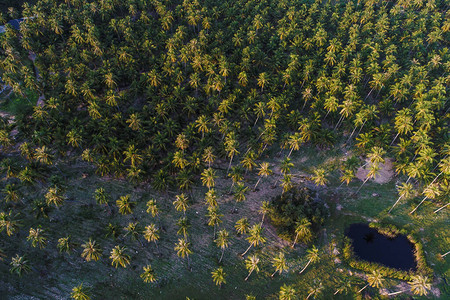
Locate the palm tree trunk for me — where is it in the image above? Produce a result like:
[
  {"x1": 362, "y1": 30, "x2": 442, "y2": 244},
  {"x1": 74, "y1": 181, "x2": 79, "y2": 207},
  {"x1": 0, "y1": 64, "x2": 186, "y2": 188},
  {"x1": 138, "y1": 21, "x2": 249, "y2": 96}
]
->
[
  {"x1": 390, "y1": 132, "x2": 400, "y2": 146},
  {"x1": 306, "y1": 291, "x2": 314, "y2": 300},
  {"x1": 358, "y1": 283, "x2": 369, "y2": 293},
  {"x1": 288, "y1": 147, "x2": 294, "y2": 158},
  {"x1": 219, "y1": 247, "x2": 225, "y2": 263},
  {"x1": 388, "y1": 194, "x2": 404, "y2": 213},
  {"x1": 260, "y1": 214, "x2": 265, "y2": 226},
  {"x1": 410, "y1": 196, "x2": 428, "y2": 214},
  {"x1": 334, "y1": 289, "x2": 340, "y2": 295},
  {"x1": 241, "y1": 244, "x2": 253, "y2": 257},
  {"x1": 291, "y1": 233, "x2": 299, "y2": 248},
  {"x1": 334, "y1": 114, "x2": 344, "y2": 130},
  {"x1": 346, "y1": 126, "x2": 358, "y2": 143},
  {"x1": 227, "y1": 154, "x2": 234, "y2": 173},
  {"x1": 440, "y1": 250, "x2": 450, "y2": 257},
  {"x1": 434, "y1": 203, "x2": 449, "y2": 213},
  {"x1": 356, "y1": 177, "x2": 370, "y2": 193},
  {"x1": 244, "y1": 269, "x2": 254, "y2": 281},
  {"x1": 299, "y1": 259, "x2": 311, "y2": 274},
  {"x1": 271, "y1": 270, "x2": 278, "y2": 277},
  {"x1": 387, "y1": 290, "x2": 405, "y2": 296},
  {"x1": 254, "y1": 177, "x2": 262, "y2": 190}
]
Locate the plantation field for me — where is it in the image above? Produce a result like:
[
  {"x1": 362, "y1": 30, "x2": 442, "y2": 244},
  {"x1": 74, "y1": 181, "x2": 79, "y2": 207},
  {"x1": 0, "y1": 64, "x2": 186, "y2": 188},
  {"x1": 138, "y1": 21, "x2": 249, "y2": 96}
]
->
[{"x1": 1, "y1": 145, "x2": 448, "y2": 299}]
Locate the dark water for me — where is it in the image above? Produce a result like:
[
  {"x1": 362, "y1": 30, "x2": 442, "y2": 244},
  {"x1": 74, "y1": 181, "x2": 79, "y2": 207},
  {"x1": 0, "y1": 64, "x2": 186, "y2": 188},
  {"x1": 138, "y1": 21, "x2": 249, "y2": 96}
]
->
[{"x1": 345, "y1": 223, "x2": 416, "y2": 271}]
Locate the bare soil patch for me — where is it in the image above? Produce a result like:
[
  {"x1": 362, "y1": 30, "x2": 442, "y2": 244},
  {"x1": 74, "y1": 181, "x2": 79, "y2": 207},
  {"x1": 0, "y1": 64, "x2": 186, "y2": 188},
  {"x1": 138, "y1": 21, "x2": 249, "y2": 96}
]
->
[{"x1": 356, "y1": 158, "x2": 394, "y2": 184}]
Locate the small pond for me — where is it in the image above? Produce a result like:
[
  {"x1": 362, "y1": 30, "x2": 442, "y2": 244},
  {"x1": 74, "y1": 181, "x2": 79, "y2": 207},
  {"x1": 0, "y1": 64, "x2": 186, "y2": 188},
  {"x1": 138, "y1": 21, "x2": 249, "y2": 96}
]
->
[{"x1": 345, "y1": 223, "x2": 417, "y2": 271}]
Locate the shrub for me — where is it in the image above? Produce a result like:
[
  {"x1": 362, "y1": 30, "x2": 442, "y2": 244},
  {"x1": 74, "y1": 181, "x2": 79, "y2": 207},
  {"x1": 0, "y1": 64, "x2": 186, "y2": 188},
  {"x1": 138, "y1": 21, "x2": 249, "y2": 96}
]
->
[{"x1": 268, "y1": 186, "x2": 327, "y2": 242}]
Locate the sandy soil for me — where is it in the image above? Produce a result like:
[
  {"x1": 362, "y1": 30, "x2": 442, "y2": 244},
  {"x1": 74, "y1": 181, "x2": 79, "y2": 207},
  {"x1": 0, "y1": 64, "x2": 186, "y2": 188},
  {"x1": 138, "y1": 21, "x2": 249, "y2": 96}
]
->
[{"x1": 356, "y1": 158, "x2": 394, "y2": 184}]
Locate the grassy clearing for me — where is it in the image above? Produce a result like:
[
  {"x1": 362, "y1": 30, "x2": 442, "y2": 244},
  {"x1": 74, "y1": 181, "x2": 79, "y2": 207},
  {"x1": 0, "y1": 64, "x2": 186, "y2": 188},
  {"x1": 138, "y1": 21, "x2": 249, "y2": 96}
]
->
[{"x1": 0, "y1": 146, "x2": 448, "y2": 299}]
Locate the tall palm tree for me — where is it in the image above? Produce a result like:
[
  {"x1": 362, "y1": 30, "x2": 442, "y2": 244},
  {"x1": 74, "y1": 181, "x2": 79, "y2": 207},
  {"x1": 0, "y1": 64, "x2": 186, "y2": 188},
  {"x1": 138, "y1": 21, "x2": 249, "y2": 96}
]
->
[
  {"x1": 306, "y1": 280, "x2": 323, "y2": 300},
  {"x1": 235, "y1": 218, "x2": 250, "y2": 235},
  {"x1": 110, "y1": 246, "x2": 130, "y2": 268},
  {"x1": 299, "y1": 246, "x2": 319, "y2": 274},
  {"x1": 81, "y1": 239, "x2": 102, "y2": 262},
  {"x1": 146, "y1": 199, "x2": 159, "y2": 217},
  {"x1": 57, "y1": 236, "x2": 75, "y2": 254},
  {"x1": 202, "y1": 147, "x2": 216, "y2": 167},
  {"x1": 215, "y1": 229, "x2": 230, "y2": 263},
  {"x1": 254, "y1": 162, "x2": 272, "y2": 190},
  {"x1": 241, "y1": 224, "x2": 266, "y2": 256},
  {"x1": 9, "y1": 254, "x2": 31, "y2": 276},
  {"x1": 71, "y1": 283, "x2": 91, "y2": 300},
  {"x1": 27, "y1": 227, "x2": 47, "y2": 249},
  {"x1": 292, "y1": 218, "x2": 312, "y2": 248},
  {"x1": 211, "y1": 267, "x2": 226, "y2": 288},
  {"x1": 173, "y1": 193, "x2": 189, "y2": 216},
  {"x1": 410, "y1": 182, "x2": 441, "y2": 214},
  {"x1": 45, "y1": 186, "x2": 65, "y2": 207},
  {"x1": 358, "y1": 270, "x2": 384, "y2": 292},
  {"x1": 174, "y1": 238, "x2": 193, "y2": 269},
  {"x1": 409, "y1": 275, "x2": 431, "y2": 296},
  {"x1": 0, "y1": 211, "x2": 19, "y2": 236},
  {"x1": 279, "y1": 284, "x2": 296, "y2": 300},
  {"x1": 271, "y1": 252, "x2": 288, "y2": 277},
  {"x1": 141, "y1": 265, "x2": 157, "y2": 283},
  {"x1": 311, "y1": 168, "x2": 328, "y2": 186},
  {"x1": 244, "y1": 255, "x2": 260, "y2": 281},
  {"x1": 143, "y1": 223, "x2": 160, "y2": 251},
  {"x1": 205, "y1": 188, "x2": 218, "y2": 207},
  {"x1": 225, "y1": 132, "x2": 240, "y2": 172},
  {"x1": 206, "y1": 206, "x2": 223, "y2": 239},
  {"x1": 259, "y1": 201, "x2": 271, "y2": 225},
  {"x1": 116, "y1": 195, "x2": 135, "y2": 215},
  {"x1": 201, "y1": 168, "x2": 216, "y2": 190},
  {"x1": 388, "y1": 182, "x2": 415, "y2": 213}
]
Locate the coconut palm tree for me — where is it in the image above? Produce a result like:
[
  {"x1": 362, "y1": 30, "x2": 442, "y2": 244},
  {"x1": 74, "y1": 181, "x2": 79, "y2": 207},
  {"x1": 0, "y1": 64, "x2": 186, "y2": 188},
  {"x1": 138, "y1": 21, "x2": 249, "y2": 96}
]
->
[
  {"x1": 306, "y1": 280, "x2": 323, "y2": 300},
  {"x1": 279, "y1": 284, "x2": 296, "y2": 300},
  {"x1": 71, "y1": 283, "x2": 91, "y2": 300},
  {"x1": 143, "y1": 223, "x2": 160, "y2": 250},
  {"x1": 202, "y1": 147, "x2": 216, "y2": 167},
  {"x1": 389, "y1": 182, "x2": 415, "y2": 213},
  {"x1": 81, "y1": 239, "x2": 102, "y2": 262},
  {"x1": 2, "y1": 184, "x2": 20, "y2": 203},
  {"x1": 45, "y1": 186, "x2": 65, "y2": 207},
  {"x1": 254, "y1": 162, "x2": 273, "y2": 191},
  {"x1": 311, "y1": 168, "x2": 328, "y2": 186},
  {"x1": 173, "y1": 193, "x2": 189, "y2": 216},
  {"x1": 235, "y1": 218, "x2": 250, "y2": 235},
  {"x1": 215, "y1": 229, "x2": 230, "y2": 263},
  {"x1": 292, "y1": 218, "x2": 312, "y2": 248},
  {"x1": 299, "y1": 246, "x2": 320, "y2": 274},
  {"x1": 409, "y1": 274, "x2": 431, "y2": 296},
  {"x1": 358, "y1": 270, "x2": 384, "y2": 292},
  {"x1": 57, "y1": 236, "x2": 75, "y2": 254},
  {"x1": 141, "y1": 265, "x2": 157, "y2": 283},
  {"x1": 0, "y1": 211, "x2": 20, "y2": 236},
  {"x1": 27, "y1": 227, "x2": 47, "y2": 249},
  {"x1": 241, "y1": 224, "x2": 266, "y2": 256},
  {"x1": 206, "y1": 206, "x2": 223, "y2": 239},
  {"x1": 271, "y1": 252, "x2": 288, "y2": 277},
  {"x1": 116, "y1": 195, "x2": 134, "y2": 215},
  {"x1": 259, "y1": 201, "x2": 271, "y2": 225},
  {"x1": 9, "y1": 254, "x2": 31, "y2": 276},
  {"x1": 211, "y1": 267, "x2": 226, "y2": 288},
  {"x1": 201, "y1": 168, "x2": 216, "y2": 190},
  {"x1": 146, "y1": 199, "x2": 159, "y2": 217},
  {"x1": 410, "y1": 182, "x2": 441, "y2": 214},
  {"x1": 174, "y1": 238, "x2": 193, "y2": 269},
  {"x1": 244, "y1": 255, "x2": 260, "y2": 281},
  {"x1": 205, "y1": 188, "x2": 218, "y2": 208},
  {"x1": 110, "y1": 246, "x2": 130, "y2": 268},
  {"x1": 176, "y1": 217, "x2": 190, "y2": 238}
]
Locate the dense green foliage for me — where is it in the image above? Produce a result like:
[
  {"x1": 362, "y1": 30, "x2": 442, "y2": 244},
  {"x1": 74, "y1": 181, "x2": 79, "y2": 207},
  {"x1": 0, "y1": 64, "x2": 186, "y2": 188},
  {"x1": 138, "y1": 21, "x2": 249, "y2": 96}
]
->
[
  {"x1": 268, "y1": 186, "x2": 326, "y2": 241},
  {"x1": 0, "y1": 0, "x2": 449, "y2": 298}
]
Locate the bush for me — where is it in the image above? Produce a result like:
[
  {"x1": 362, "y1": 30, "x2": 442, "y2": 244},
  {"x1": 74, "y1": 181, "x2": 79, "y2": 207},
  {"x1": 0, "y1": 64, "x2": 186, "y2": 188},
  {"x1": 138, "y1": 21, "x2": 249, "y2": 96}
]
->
[{"x1": 268, "y1": 186, "x2": 327, "y2": 242}]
